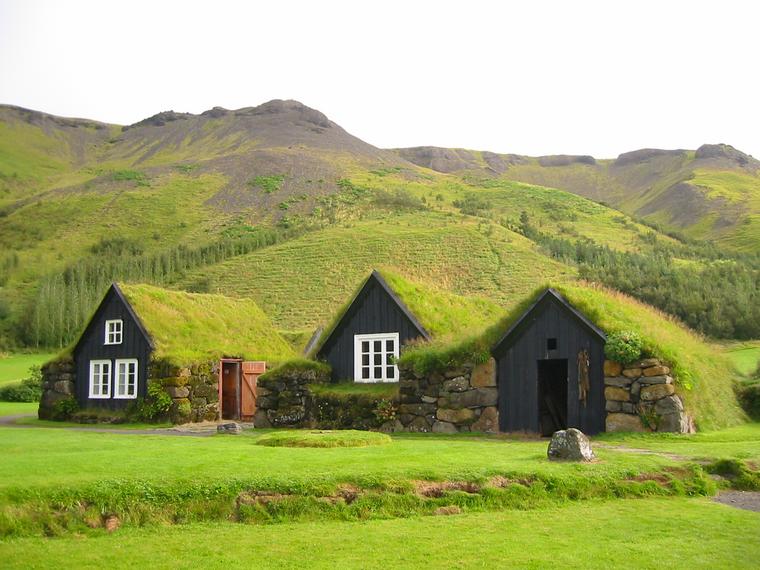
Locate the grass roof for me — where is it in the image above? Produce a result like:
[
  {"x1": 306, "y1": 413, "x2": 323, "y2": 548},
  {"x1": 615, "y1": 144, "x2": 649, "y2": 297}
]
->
[
  {"x1": 313, "y1": 268, "x2": 504, "y2": 354},
  {"x1": 400, "y1": 281, "x2": 745, "y2": 430},
  {"x1": 119, "y1": 284, "x2": 295, "y2": 365}
]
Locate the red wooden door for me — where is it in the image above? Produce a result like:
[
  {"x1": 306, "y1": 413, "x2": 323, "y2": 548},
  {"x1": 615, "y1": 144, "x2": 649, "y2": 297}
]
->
[{"x1": 240, "y1": 361, "x2": 265, "y2": 421}]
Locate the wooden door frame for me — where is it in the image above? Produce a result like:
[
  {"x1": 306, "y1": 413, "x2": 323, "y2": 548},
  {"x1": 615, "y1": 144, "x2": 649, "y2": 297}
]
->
[{"x1": 218, "y1": 358, "x2": 243, "y2": 420}]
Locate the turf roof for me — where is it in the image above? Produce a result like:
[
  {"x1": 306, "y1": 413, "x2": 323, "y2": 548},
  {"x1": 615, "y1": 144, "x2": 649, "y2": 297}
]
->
[
  {"x1": 117, "y1": 283, "x2": 295, "y2": 365},
  {"x1": 313, "y1": 269, "x2": 504, "y2": 354}
]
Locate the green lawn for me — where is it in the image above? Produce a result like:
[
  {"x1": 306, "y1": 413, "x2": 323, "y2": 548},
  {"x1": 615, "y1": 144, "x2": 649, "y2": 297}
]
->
[
  {"x1": 0, "y1": 353, "x2": 53, "y2": 386},
  {"x1": 1, "y1": 497, "x2": 757, "y2": 569},
  {"x1": 0, "y1": 428, "x2": 679, "y2": 495},
  {"x1": 597, "y1": 423, "x2": 760, "y2": 462},
  {"x1": 723, "y1": 341, "x2": 760, "y2": 376},
  {"x1": 0, "y1": 402, "x2": 37, "y2": 417}
]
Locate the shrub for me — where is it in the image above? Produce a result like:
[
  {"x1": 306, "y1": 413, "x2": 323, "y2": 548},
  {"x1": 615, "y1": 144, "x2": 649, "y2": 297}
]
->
[
  {"x1": 453, "y1": 194, "x2": 492, "y2": 216},
  {"x1": 52, "y1": 396, "x2": 79, "y2": 420},
  {"x1": 0, "y1": 366, "x2": 42, "y2": 402},
  {"x1": 373, "y1": 399, "x2": 397, "y2": 423},
  {"x1": 248, "y1": 175, "x2": 285, "y2": 193},
  {"x1": 371, "y1": 189, "x2": 425, "y2": 210},
  {"x1": 132, "y1": 381, "x2": 172, "y2": 422},
  {"x1": 604, "y1": 331, "x2": 643, "y2": 364},
  {"x1": 739, "y1": 381, "x2": 760, "y2": 421}
]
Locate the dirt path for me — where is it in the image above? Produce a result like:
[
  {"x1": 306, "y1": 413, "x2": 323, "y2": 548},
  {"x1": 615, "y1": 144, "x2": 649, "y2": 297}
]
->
[
  {"x1": 0, "y1": 414, "x2": 244, "y2": 437},
  {"x1": 714, "y1": 491, "x2": 760, "y2": 513},
  {"x1": 594, "y1": 442, "x2": 689, "y2": 462}
]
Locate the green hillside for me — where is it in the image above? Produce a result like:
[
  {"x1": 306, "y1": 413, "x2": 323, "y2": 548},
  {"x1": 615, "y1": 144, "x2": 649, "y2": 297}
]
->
[
  {"x1": 178, "y1": 212, "x2": 574, "y2": 333},
  {"x1": 395, "y1": 145, "x2": 760, "y2": 252},
  {"x1": 0, "y1": 101, "x2": 756, "y2": 353}
]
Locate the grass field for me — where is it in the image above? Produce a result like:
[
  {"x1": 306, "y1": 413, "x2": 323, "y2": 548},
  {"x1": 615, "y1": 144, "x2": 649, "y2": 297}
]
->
[
  {"x1": 0, "y1": 402, "x2": 37, "y2": 417},
  {"x1": 723, "y1": 341, "x2": 760, "y2": 376},
  {"x1": 0, "y1": 428, "x2": 679, "y2": 494},
  {"x1": 0, "y1": 353, "x2": 53, "y2": 386},
  {"x1": 1, "y1": 497, "x2": 758, "y2": 569},
  {"x1": 0, "y1": 417, "x2": 757, "y2": 566}
]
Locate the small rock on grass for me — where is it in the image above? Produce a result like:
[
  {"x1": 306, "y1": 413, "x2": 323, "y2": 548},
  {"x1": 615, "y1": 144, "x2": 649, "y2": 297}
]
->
[
  {"x1": 547, "y1": 428, "x2": 595, "y2": 462},
  {"x1": 217, "y1": 422, "x2": 242, "y2": 434}
]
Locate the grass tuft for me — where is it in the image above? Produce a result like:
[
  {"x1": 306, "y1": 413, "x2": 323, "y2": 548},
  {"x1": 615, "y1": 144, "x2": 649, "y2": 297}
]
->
[{"x1": 255, "y1": 430, "x2": 392, "y2": 448}]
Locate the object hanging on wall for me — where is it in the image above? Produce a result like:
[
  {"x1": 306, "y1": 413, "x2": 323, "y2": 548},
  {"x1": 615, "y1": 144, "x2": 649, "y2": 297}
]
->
[{"x1": 577, "y1": 349, "x2": 590, "y2": 407}]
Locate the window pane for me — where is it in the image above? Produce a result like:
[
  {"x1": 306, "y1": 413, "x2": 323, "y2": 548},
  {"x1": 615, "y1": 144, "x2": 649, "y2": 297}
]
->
[
  {"x1": 374, "y1": 366, "x2": 382, "y2": 379},
  {"x1": 386, "y1": 340, "x2": 394, "y2": 352},
  {"x1": 362, "y1": 367, "x2": 370, "y2": 379},
  {"x1": 374, "y1": 354, "x2": 382, "y2": 365},
  {"x1": 374, "y1": 340, "x2": 381, "y2": 352},
  {"x1": 386, "y1": 353, "x2": 394, "y2": 364},
  {"x1": 362, "y1": 354, "x2": 369, "y2": 366},
  {"x1": 361, "y1": 341, "x2": 369, "y2": 352},
  {"x1": 387, "y1": 366, "x2": 395, "y2": 379}
]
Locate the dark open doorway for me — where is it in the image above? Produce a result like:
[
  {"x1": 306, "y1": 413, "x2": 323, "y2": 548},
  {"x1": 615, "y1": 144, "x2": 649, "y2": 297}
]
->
[
  {"x1": 537, "y1": 359, "x2": 568, "y2": 436},
  {"x1": 221, "y1": 360, "x2": 241, "y2": 420}
]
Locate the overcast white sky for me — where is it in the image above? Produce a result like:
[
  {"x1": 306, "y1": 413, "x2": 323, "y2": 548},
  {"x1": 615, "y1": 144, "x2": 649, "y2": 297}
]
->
[{"x1": 1, "y1": 0, "x2": 758, "y2": 158}]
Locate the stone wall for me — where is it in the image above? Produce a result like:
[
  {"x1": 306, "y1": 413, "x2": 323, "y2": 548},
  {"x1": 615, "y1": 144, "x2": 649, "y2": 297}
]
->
[
  {"x1": 395, "y1": 358, "x2": 499, "y2": 433},
  {"x1": 254, "y1": 365, "x2": 386, "y2": 430},
  {"x1": 151, "y1": 360, "x2": 219, "y2": 424},
  {"x1": 604, "y1": 358, "x2": 694, "y2": 433},
  {"x1": 38, "y1": 358, "x2": 76, "y2": 420}
]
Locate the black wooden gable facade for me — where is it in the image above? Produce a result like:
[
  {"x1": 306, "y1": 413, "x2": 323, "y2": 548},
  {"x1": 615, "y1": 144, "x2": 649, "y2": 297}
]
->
[
  {"x1": 72, "y1": 284, "x2": 153, "y2": 410},
  {"x1": 492, "y1": 289, "x2": 607, "y2": 435},
  {"x1": 317, "y1": 271, "x2": 429, "y2": 382}
]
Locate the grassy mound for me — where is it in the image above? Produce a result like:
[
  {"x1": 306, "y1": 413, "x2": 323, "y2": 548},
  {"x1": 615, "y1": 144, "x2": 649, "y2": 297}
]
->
[{"x1": 255, "y1": 430, "x2": 391, "y2": 448}]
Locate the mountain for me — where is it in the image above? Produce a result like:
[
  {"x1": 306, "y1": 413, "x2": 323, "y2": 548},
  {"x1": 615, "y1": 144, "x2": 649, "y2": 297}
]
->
[
  {"x1": 395, "y1": 144, "x2": 760, "y2": 252},
  {"x1": 0, "y1": 100, "x2": 756, "y2": 350}
]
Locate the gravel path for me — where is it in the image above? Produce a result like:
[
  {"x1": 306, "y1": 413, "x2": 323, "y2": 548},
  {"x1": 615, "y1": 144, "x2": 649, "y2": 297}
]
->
[
  {"x1": 713, "y1": 491, "x2": 760, "y2": 513},
  {"x1": 0, "y1": 414, "x2": 251, "y2": 437}
]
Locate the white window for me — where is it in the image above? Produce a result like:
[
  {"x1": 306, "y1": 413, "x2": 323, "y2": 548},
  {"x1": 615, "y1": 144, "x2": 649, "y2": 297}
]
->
[
  {"x1": 105, "y1": 319, "x2": 123, "y2": 345},
  {"x1": 114, "y1": 359, "x2": 139, "y2": 399},
  {"x1": 354, "y1": 333, "x2": 400, "y2": 383},
  {"x1": 89, "y1": 360, "x2": 112, "y2": 398}
]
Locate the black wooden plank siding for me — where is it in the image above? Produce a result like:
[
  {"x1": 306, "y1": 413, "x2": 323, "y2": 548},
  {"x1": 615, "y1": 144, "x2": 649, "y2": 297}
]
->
[
  {"x1": 318, "y1": 278, "x2": 426, "y2": 382},
  {"x1": 494, "y1": 292, "x2": 606, "y2": 435},
  {"x1": 73, "y1": 287, "x2": 152, "y2": 410}
]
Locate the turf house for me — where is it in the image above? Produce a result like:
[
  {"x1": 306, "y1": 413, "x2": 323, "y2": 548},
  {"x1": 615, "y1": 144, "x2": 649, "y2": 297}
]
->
[
  {"x1": 492, "y1": 288, "x2": 607, "y2": 435},
  {"x1": 313, "y1": 269, "x2": 503, "y2": 383},
  {"x1": 38, "y1": 283, "x2": 295, "y2": 424}
]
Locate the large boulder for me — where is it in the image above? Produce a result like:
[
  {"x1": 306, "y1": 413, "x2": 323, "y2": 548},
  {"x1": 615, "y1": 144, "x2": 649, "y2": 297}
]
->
[
  {"x1": 603, "y1": 360, "x2": 623, "y2": 377},
  {"x1": 442, "y1": 377, "x2": 470, "y2": 392},
  {"x1": 547, "y1": 428, "x2": 595, "y2": 462},
  {"x1": 437, "y1": 407, "x2": 476, "y2": 424},
  {"x1": 471, "y1": 359, "x2": 496, "y2": 387},
  {"x1": 471, "y1": 406, "x2": 499, "y2": 433},
  {"x1": 604, "y1": 386, "x2": 630, "y2": 401},
  {"x1": 640, "y1": 383, "x2": 675, "y2": 401},
  {"x1": 606, "y1": 412, "x2": 646, "y2": 432}
]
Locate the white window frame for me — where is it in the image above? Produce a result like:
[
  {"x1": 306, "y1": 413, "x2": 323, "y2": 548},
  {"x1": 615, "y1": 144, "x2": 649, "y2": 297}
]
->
[
  {"x1": 114, "y1": 358, "x2": 139, "y2": 399},
  {"x1": 89, "y1": 360, "x2": 112, "y2": 399},
  {"x1": 354, "y1": 332, "x2": 400, "y2": 383},
  {"x1": 104, "y1": 319, "x2": 123, "y2": 345}
]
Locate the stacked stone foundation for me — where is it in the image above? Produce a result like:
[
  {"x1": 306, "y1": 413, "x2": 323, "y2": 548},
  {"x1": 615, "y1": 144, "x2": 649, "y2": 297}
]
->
[
  {"x1": 394, "y1": 359, "x2": 499, "y2": 433},
  {"x1": 604, "y1": 358, "x2": 694, "y2": 433}
]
